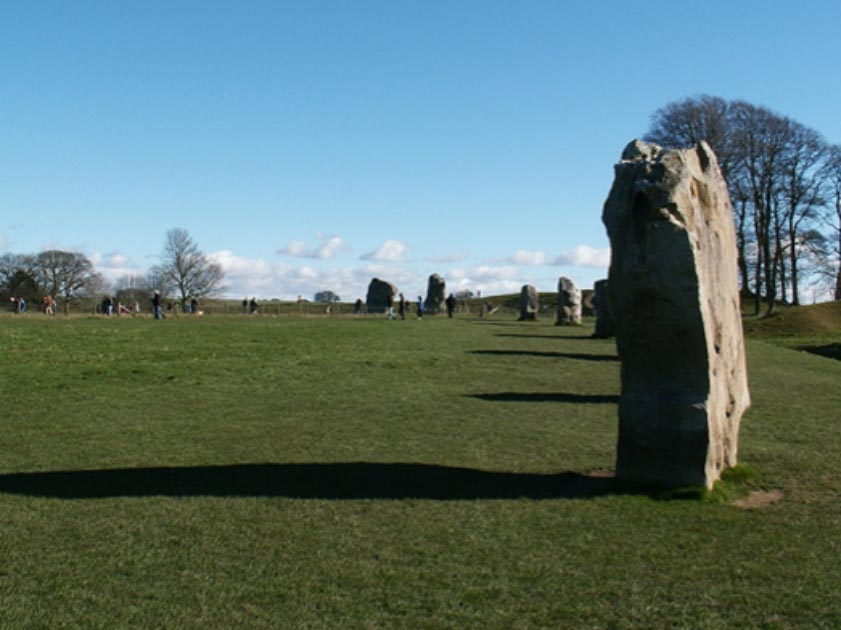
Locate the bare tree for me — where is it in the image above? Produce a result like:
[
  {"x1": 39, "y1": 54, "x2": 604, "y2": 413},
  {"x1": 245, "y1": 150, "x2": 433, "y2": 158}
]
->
[
  {"x1": 644, "y1": 94, "x2": 736, "y2": 178},
  {"x1": 113, "y1": 273, "x2": 152, "y2": 307},
  {"x1": 646, "y1": 96, "x2": 837, "y2": 313},
  {"x1": 777, "y1": 121, "x2": 828, "y2": 305},
  {"x1": 34, "y1": 250, "x2": 99, "y2": 313},
  {"x1": 822, "y1": 145, "x2": 841, "y2": 299},
  {"x1": 644, "y1": 95, "x2": 751, "y2": 288},
  {"x1": 729, "y1": 101, "x2": 793, "y2": 315},
  {"x1": 156, "y1": 228, "x2": 224, "y2": 307}
]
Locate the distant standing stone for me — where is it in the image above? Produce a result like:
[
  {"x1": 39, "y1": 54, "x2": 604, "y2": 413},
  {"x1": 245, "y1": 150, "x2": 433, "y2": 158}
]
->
[
  {"x1": 556, "y1": 277, "x2": 581, "y2": 325},
  {"x1": 591, "y1": 279, "x2": 614, "y2": 338},
  {"x1": 602, "y1": 139, "x2": 750, "y2": 490},
  {"x1": 518, "y1": 285, "x2": 539, "y2": 321},
  {"x1": 425, "y1": 274, "x2": 446, "y2": 315},
  {"x1": 366, "y1": 278, "x2": 397, "y2": 315}
]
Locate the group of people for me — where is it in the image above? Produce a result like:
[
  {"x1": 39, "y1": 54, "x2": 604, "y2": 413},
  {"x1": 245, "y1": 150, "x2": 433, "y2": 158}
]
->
[
  {"x1": 384, "y1": 292, "x2": 458, "y2": 320},
  {"x1": 9, "y1": 295, "x2": 59, "y2": 315},
  {"x1": 386, "y1": 293, "x2": 424, "y2": 320},
  {"x1": 151, "y1": 292, "x2": 201, "y2": 320},
  {"x1": 241, "y1": 297, "x2": 259, "y2": 314},
  {"x1": 9, "y1": 296, "x2": 27, "y2": 313}
]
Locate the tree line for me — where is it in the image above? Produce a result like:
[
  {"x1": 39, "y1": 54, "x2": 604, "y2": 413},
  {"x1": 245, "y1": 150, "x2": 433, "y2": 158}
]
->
[
  {"x1": 0, "y1": 228, "x2": 223, "y2": 313},
  {"x1": 644, "y1": 95, "x2": 841, "y2": 314}
]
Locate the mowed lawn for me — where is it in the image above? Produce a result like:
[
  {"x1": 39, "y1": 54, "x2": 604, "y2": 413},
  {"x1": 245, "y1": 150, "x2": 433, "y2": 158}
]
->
[{"x1": 1, "y1": 313, "x2": 839, "y2": 628}]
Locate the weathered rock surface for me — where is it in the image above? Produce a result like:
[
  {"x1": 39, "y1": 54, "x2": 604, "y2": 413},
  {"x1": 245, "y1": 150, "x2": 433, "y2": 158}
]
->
[
  {"x1": 425, "y1": 274, "x2": 446, "y2": 314},
  {"x1": 591, "y1": 279, "x2": 614, "y2": 338},
  {"x1": 602, "y1": 139, "x2": 750, "y2": 489},
  {"x1": 556, "y1": 276, "x2": 581, "y2": 325},
  {"x1": 518, "y1": 285, "x2": 539, "y2": 320},
  {"x1": 366, "y1": 278, "x2": 396, "y2": 314}
]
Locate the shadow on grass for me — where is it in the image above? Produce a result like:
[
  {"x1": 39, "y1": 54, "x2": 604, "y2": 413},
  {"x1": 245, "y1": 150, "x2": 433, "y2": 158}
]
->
[
  {"x1": 493, "y1": 333, "x2": 592, "y2": 340},
  {"x1": 469, "y1": 392, "x2": 619, "y2": 404},
  {"x1": 798, "y1": 343, "x2": 841, "y2": 362},
  {"x1": 471, "y1": 349, "x2": 618, "y2": 362},
  {"x1": 0, "y1": 463, "x2": 616, "y2": 501}
]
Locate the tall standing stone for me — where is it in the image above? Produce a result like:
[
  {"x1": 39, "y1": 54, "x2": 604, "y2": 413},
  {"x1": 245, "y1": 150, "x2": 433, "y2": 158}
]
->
[
  {"x1": 518, "y1": 285, "x2": 539, "y2": 321},
  {"x1": 592, "y1": 279, "x2": 614, "y2": 338},
  {"x1": 556, "y1": 277, "x2": 581, "y2": 325},
  {"x1": 425, "y1": 274, "x2": 446, "y2": 315},
  {"x1": 602, "y1": 140, "x2": 750, "y2": 489},
  {"x1": 366, "y1": 278, "x2": 397, "y2": 314}
]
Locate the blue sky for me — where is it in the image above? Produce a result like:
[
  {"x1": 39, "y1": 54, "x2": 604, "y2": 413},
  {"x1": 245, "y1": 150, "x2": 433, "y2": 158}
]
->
[{"x1": 2, "y1": 1, "x2": 840, "y2": 301}]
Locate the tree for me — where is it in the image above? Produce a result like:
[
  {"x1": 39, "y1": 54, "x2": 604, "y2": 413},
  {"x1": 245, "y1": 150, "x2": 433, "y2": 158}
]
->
[
  {"x1": 0, "y1": 253, "x2": 37, "y2": 296},
  {"x1": 730, "y1": 101, "x2": 791, "y2": 315},
  {"x1": 644, "y1": 96, "x2": 749, "y2": 288},
  {"x1": 34, "y1": 250, "x2": 100, "y2": 313},
  {"x1": 644, "y1": 95, "x2": 833, "y2": 313},
  {"x1": 314, "y1": 290, "x2": 340, "y2": 303},
  {"x1": 645, "y1": 95, "x2": 736, "y2": 178},
  {"x1": 822, "y1": 145, "x2": 841, "y2": 299},
  {"x1": 155, "y1": 228, "x2": 224, "y2": 307},
  {"x1": 777, "y1": 121, "x2": 827, "y2": 305},
  {"x1": 113, "y1": 273, "x2": 153, "y2": 307},
  {"x1": 5, "y1": 269, "x2": 40, "y2": 308}
]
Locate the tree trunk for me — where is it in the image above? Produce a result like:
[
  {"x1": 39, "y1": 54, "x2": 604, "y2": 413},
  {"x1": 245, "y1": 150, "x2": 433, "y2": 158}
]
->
[
  {"x1": 836, "y1": 226, "x2": 841, "y2": 300},
  {"x1": 789, "y1": 228, "x2": 799, "y2": 306},
  {"x1": 735, "y1": 197, "x2": 750, "y2": 293},
  {"x1": 753, "y1": 237, "x2": 763, "y2": 316}
]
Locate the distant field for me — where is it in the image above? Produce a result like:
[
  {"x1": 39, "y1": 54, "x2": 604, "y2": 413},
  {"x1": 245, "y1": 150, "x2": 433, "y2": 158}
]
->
[{"x1": 1, "y1": 310, "x2": 840, "y2": 627}]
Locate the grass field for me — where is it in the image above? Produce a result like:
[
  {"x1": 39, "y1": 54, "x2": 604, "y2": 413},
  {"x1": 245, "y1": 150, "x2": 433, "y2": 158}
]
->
[{"x1": 1, "y1": 309, "x2": 840, "y2": 628}]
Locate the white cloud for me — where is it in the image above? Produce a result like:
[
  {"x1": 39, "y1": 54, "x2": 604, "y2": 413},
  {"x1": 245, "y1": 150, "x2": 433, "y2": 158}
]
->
[
  {"x1": 314, "y1": 235, "x2": 345, "y2": 260},
  {"x1": 551, "y1": 245, "x2": 611, "y2": 268},
  {"x1": 209, "y1": 250, "x2": 272, "y2": 277},
  {"x1": 206, "y1": 248, "x2": 427, "y2": 303},
  {"x1": 447, "y1": 265, "x2": 522, "y2": 296},
  {"x1": 427, "y1": 252, "x2": 469, "y2": 264},
  {"x1": 278, "y1": 240, "x2": 308, "y2": 257},
  {"x1": 277, "y1": 233, "x2": 346, "y2": 260},
  {"x1": 360, "y1": 239, "x2": 408, "y2": 262},
  {"x1": 508, "y1": 250, "x2": 549, "y2": 265},
  {"x1": 90, "y1": 250, "x2": 143, "y2": 284}
]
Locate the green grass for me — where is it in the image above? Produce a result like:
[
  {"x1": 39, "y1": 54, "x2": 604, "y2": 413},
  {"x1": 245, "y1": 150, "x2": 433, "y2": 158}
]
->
[{"x1": 1, "y1": 311, "x2": 840, "y2": 627}]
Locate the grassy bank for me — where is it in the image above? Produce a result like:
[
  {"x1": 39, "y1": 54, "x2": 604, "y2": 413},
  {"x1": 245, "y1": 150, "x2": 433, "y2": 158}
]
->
[{"x1": 1, "y1": 313, "x2": 839, "y2": 627}]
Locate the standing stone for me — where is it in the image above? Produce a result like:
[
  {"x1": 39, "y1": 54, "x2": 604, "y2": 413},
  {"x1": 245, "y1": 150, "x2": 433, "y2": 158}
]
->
[
  {"x1": 602, "y1": 139, "x2": 750, "y2": 489},
  {"x1": 518, "y1": 285, "x2": 539, "y2": 321},
  {"x1": 591, "y1": 279, "x2": 614, "y2": 338},
  {"x1": 425, "y1": 274, "x2": 446, "y2": 315},
  {"x1": 555, "y1": 277, "x2": 581, "y2": 325},
  {"x1": 366, "y1": 278, "x2": 397, "y2": 314}
]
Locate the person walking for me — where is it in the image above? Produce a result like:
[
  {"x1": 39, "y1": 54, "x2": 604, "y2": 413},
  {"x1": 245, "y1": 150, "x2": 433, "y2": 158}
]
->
[
  {"x1": 152, "y1": 291, "x2": 163, "y2": 320},
  {"x1": 445, "y1": 293, "x2": 457, "y2": 318},
  {"x1": 417, "y1": 296, "x2": 424, "y2": 320},
  {"x1": 398, "y1": 293, "x2": 406, "y2": 320}
]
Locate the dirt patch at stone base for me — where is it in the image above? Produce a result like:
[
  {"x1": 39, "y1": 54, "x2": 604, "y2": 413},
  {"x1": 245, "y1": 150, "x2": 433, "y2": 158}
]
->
[{"x1": 733, "y1": 489, "x2": 784, "y2": 509}]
